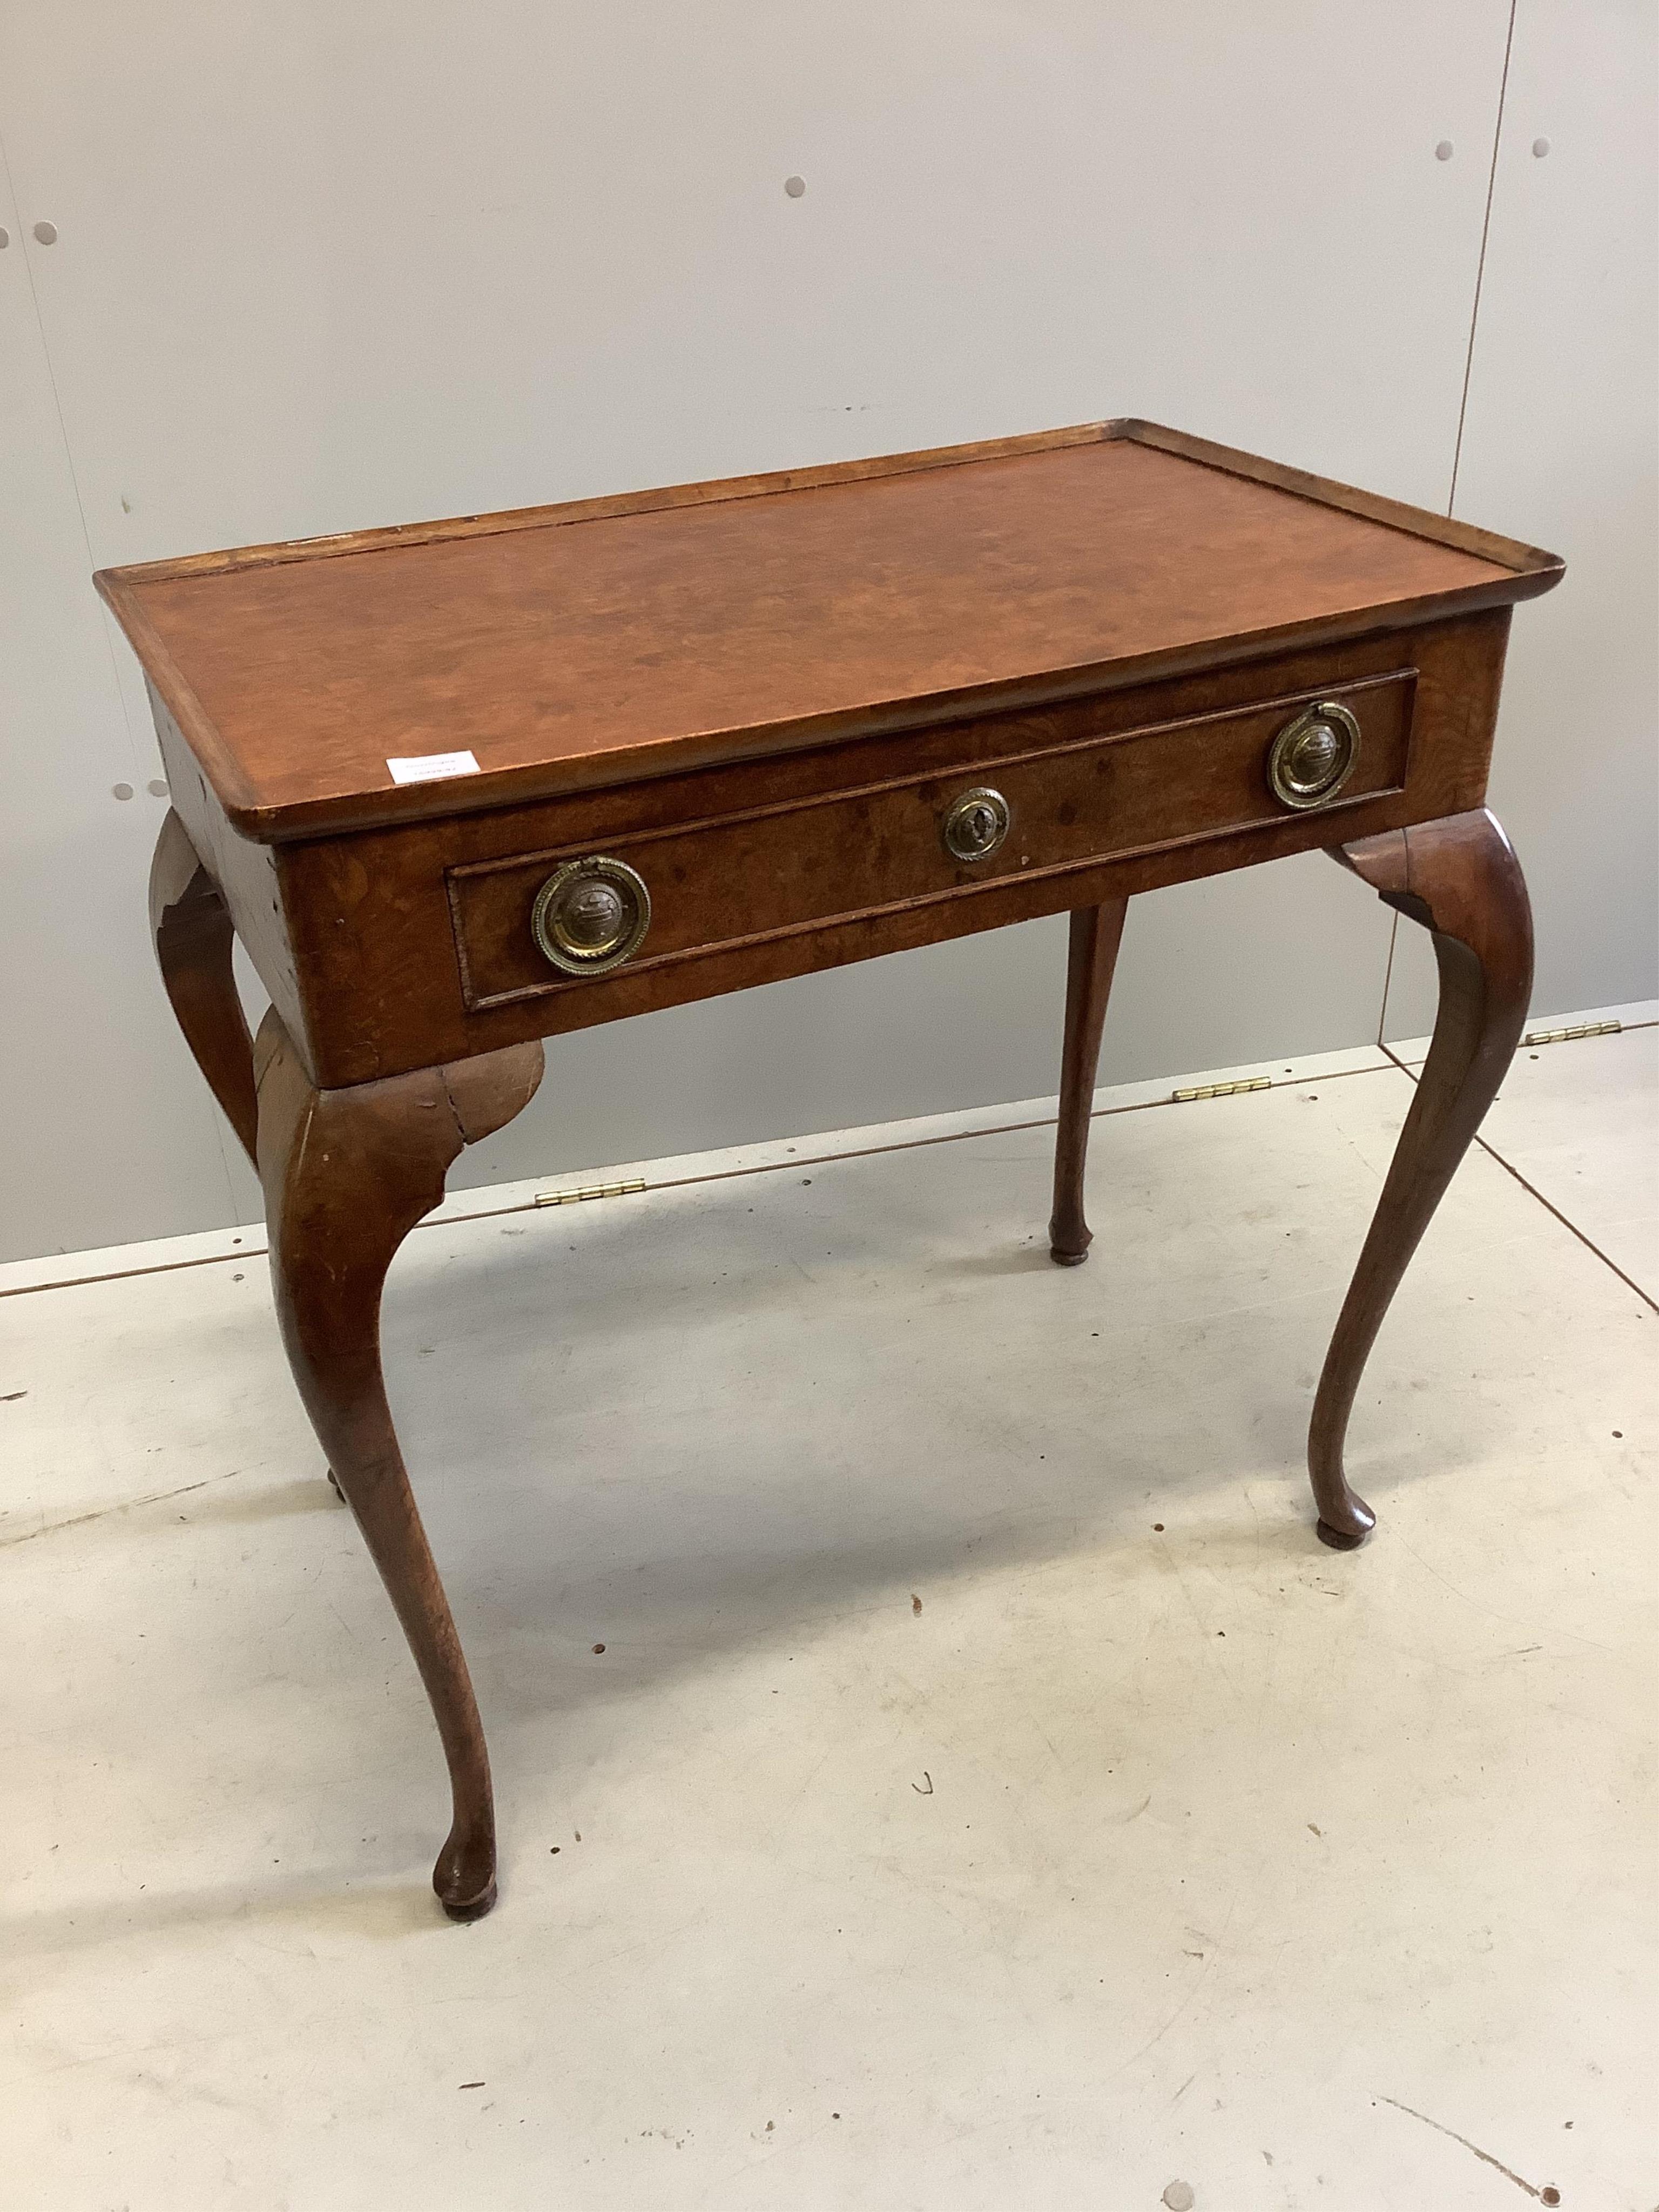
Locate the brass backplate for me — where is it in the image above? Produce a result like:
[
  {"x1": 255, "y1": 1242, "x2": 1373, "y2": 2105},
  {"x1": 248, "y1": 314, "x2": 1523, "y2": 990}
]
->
[{"x1": 531, "y1": 855, "x2": 652, "y2": 976}]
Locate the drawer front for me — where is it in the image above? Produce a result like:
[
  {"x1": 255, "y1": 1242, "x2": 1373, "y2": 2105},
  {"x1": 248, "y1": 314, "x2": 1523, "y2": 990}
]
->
[{"x1": 447, "y1": 668, "x2": 1414, "y2": 1011}]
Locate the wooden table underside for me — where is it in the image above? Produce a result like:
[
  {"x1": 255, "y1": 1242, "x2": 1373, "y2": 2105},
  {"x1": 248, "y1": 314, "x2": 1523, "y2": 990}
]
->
[{"x1": 122, "y1": 424, "x2": 1553, "y2": 1919}]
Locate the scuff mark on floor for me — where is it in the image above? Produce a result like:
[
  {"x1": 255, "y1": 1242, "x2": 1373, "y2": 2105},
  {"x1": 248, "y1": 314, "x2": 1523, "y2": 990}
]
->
[
  {"x1": 0, "y1": 1472, "x2": 237, "y2": 1548},
  {"x1": 1378, "y1": 2095, "x2": 1559, "y2": 2202}
]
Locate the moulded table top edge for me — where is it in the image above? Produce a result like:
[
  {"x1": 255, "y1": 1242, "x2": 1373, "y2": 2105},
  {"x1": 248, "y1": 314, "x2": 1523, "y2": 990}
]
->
[
  {"x1": 95, "y1": 421, "x2": 1564, "y2": 847},
  {"x1": 116, "y1": 585, "x2": 1537, "y2": 847}
]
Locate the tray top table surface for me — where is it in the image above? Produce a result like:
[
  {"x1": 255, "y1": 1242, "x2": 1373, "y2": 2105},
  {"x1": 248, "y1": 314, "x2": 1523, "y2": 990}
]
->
[{"x1": 97, "y1": 420, "x2": 1559, "y2": 842}]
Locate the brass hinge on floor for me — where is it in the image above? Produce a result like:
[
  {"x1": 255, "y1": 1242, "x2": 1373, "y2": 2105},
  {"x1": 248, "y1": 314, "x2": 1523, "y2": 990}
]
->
[
  {"x1": 1521, "y1": 1019, "x2": 1622, "y2": 1047},
  {"x1": 533, "y1": 1178, "x2": 648, "y2": 1208},
  {"x1": 1171, "y1": 1076, "x2": 1272, "y2": 1103}
]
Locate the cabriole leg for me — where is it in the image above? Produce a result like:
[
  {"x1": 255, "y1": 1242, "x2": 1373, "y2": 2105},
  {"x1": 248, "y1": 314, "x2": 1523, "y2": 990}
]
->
[
  {"x1": 1311, "y1": 808, "x2": 1533, "y2": 1548},
  {"x1": 254, "y1": 1009, "x2": 544, "y2": 1919},
  {"x1": 1049, "y1": 900, "x2": 1129, "y2": 1264},
  {"x1": 149, "y1": 808, "x2": 258, "y2": 1162}
]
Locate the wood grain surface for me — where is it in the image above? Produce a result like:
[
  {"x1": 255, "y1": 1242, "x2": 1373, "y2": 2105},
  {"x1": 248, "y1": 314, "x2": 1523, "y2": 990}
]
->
[
  {"x1": 1310, "y1": 808, "x2": 1535, "y2": 1548},
  {"x1": 148, "y1": 808, "x2": 259, "y2": 1162},
  {"x1": 150, "y1": 610, "x2": 1511, "y2": 1088},
  {"x1": 98, "y1": 422, "x2": 1560, "y2": 841},
  {"x1": 255, "y1": 1009, "x2": 545, "y2": 1919},
  {"x1": 1047, "y1": 901, "x2": 1130, "y2": 1266}
]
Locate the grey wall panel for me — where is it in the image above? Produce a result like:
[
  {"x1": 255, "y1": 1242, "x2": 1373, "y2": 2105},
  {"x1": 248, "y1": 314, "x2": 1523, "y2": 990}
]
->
[
  {"x1": 0, "y1": 159, "x2": 253, "y2": 1260},
  {"x1": 0, "y1": 4, "x2": 1510, "y2": 556},
  {"x1": 1384, "y1": 0, "x2": 1658, "y2": 1040}
]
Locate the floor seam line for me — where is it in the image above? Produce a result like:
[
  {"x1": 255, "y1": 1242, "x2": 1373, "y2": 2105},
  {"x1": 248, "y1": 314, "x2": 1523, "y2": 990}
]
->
[
  {"x1": 1379, "y1": 1043, "x2": 1658, "y2": 1313},
  {"x1": 1376, "y1": 912, "x2": 1399, "y2": 1046}
]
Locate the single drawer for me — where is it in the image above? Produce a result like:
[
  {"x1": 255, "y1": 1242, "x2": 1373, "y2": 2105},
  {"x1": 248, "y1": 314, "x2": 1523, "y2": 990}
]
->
[{"x1": 447, "y1": 667, "x2": 1415, "y2": 1011}]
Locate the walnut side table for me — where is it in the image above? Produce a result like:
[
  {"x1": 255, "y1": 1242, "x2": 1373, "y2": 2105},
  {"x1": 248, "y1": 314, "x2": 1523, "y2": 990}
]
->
[{"x1": 99, "y1": 421, "x2": 1563, "y2": 1919}]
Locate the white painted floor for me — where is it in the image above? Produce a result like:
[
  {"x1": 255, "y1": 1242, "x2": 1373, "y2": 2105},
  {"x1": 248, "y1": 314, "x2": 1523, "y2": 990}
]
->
[{"x1": 3, "y1": 1013, "x2": 1655, "y2": 2212}]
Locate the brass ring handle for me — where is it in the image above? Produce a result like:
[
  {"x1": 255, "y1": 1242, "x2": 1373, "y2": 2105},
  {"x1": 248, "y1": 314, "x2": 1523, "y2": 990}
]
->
[
  {"x1": 942, "y1": 785, "x2": 1011, "y2": 863},
  {"x1": 531, "y1": 855, "x2": 652, "y2": 975},
  {"x1": 1267, "y1": 700, "x2": 1361, "y2": 810}
]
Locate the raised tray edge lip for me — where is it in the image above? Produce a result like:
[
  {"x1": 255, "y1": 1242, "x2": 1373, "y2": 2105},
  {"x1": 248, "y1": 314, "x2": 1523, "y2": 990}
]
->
[
  {"x1": 94, "y1": 417, "x2": 1564, "y2": 590},
  {"x1": 95, "y1": 420, "x2": 1128, "y2": 590},
  {"x1": 1120, "y1": 420, "x2": 1564, "y2": 589}
]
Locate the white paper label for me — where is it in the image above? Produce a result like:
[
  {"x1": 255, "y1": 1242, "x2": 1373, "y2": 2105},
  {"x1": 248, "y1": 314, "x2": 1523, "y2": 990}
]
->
[{"x1": 386, "y1": 750, "x2": 481, "y2": 785}]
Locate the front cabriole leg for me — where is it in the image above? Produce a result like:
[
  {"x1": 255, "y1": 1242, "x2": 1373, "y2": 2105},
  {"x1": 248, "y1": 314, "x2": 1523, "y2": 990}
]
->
[
  {"x1": 254, "y1": 1010, "x2": 544, "y2": 1918},
  {"x1": 1310, "y1": 808, "x2": 1533, "y2": 1548}
]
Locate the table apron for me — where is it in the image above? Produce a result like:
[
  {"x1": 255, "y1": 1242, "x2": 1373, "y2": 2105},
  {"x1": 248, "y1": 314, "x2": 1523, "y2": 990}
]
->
[{"x1": 157, "y1": 610, "x2": 1509, "y2": 1087}]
